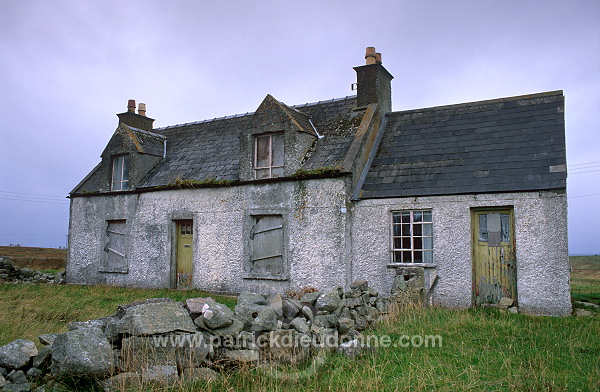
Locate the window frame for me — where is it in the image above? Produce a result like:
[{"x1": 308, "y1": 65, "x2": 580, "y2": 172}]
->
[
  {"x1": 390, "y1": 209, "x2": 433, "y2": 264},
  {"x1": 111, "y1": 154, "x2": 129, "y2": 191},
  {"x1": 254, "y1": 133, "x2": 284, "y2": 179},
  {"x1": 243, "y1": 210, "x2": 289, "y2": 281}
]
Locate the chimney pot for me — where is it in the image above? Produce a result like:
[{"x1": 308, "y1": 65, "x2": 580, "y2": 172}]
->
[
  {"x1": 138, "y1": 103, "x2": 146, "y2": 117},
  {"x1": 127, "y1": 99, "x2": 136, "y2": 113},
  {"x1": 375, "y1": 52, "x2": 382, "y2": 64},
  {"x1": 365, "y1": 46, "x2": 377, "y2": 65}
]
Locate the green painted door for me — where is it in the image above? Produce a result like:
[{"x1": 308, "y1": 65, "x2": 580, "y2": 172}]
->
[
  {"x1": 176, "y1": 221, "x2": 193, "y2": 288},
  {"x1": 472, "y1": 208, "x2": 517, "y2": 306}
]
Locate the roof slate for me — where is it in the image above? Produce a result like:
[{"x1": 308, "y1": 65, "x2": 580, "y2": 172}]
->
[
  {"x1": 138, "y1": 96, "x2": 359, "y2": 188},
  {"x1": 359, "y1": 91, "x2": 566, "y2": 199}
]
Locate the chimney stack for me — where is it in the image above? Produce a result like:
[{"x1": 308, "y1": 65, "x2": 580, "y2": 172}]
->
[
  {"x1": 353, "y1": 46, "x2": 394, "y2": 112},
  {"x1": 117, "y1": 99, "x2": 155, "y2": 131}
]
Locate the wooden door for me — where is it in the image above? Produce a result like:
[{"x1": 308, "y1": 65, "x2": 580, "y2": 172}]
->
[
  {"x1": 472, "y1": 208, "x2": 517, "y2": 306},
  {"x1": 176, "y1": 221, "x2": 193, "y2": 288}
]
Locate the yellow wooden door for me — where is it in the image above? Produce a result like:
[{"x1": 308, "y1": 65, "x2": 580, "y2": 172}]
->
[
  {"x1": 472, "y1": 208, "x2": 517, "y2": 306},
  {"x1": 176, "y1": 221, "x2": 193, "y2": 288}
]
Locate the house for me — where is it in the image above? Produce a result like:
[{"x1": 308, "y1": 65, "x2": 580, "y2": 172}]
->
[{"x1": 67, "y1": 47, "x2": 571, "y2": 316}]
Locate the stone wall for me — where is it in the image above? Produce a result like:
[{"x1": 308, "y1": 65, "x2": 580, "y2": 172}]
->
[
  {"x1": 0, "y1": 281, "x2": 388, "y2": 390},
  {"x1": 0, "y1": 257, "x2": 64, "y2": 285}
]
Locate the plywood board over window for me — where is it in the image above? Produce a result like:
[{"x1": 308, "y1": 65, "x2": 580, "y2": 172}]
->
[
  {"x1": 250, "y1": 215, "x2": 284, "y2": 275},
  {"x1": 100, "y1": 220, "x2": 128, "y2": 273}
]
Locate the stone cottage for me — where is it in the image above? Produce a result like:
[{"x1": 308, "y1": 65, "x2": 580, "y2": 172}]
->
[{"x1": 67, "y1": 47, "x2": 570, "y2": 316}]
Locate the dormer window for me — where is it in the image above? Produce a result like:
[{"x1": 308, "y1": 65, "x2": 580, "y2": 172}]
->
[
  {"x1": 111, "y1": 155, "x2": 129, "y2": 191},
  {"x1": 254, "y1": 133, "x2": 284, "y2": 179}
]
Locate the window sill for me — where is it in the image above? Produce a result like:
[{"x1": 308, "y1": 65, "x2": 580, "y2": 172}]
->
[
  {"x1": 242, "y1": 273, "x2": 289, "y2": 281},
  {"x1": 98, "y1": 267, "x2": 129, "y2": 274},
  {"x1": 387, "y1": 263, "x2": 437, "y2": 269}
]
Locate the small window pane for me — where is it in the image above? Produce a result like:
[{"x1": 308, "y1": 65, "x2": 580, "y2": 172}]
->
[
  {"x1": 423, "y1": 210, "x2": 432, "y2": 222},
  {"x1": 501, "y1": 214, "x2": 510, "y2": 242},
  {"x1": 414, "y1": 211, "x2": 422, "y2": 222},
  {"x1": 392, "y1": 213, "x2": 402, "y2": 224},
  {"x1": 393, "y1": 225, "x2": 402, "y2": 236},
  {"x1": 401, "y1": 211, "x2": 410, "y2": 223},
  {"x1": 413, "y1": 251, "x2": 423, "y2": 263},
  {"x1": 414, "y1": 237, "x2": 423, "y2": 249},
  {"x1": 122, "y1": 155, "x2": 129, "y2": 181},
  {"x1": 423, "y1": 250, "x2": 433, "y2": 263},
  {"x1": 423, "y1": 223, "x2": 432, "y2": 236},
  {"x1": 413, "y1": 224, "x2": 422, "y2": 236},
  {"x1": 423, "y1": 237, "x2": 433, "y2": 250},
  {"x1": 402, "y1": 224, "x2": 411, "y2": 236},
  {"x1": 393, "y1": 251, "x2": 402, "y2": 263},
  {"x1": 478, "y1": 214, "x2": 488, "y2": 242},
  {"x1": 402, "y1": 251, "x2": 412, "y2": 262},
  {"x1": 256, "y1": 136, "x2": 270, "y2": 167},
  {"x1": 272, "y1": 134, "x2": 284, "y2": 167},
  {"x1": 402, "y1": 237, "x2": 411, "y2": 249}
]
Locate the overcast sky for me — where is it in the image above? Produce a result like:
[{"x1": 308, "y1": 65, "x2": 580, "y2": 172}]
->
[{"x1": 1, "y1": 1, "x2": 598, "y2": 254}]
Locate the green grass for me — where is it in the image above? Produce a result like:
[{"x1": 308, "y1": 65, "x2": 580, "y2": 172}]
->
[{"x1": 0, "y1": 256, "x2": 598, "y2": 391}]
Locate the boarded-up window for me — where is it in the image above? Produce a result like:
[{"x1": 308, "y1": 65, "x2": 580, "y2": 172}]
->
[
  {"x1": 101, "y1": 220, "x2": 128, "y2": 273},
  {"x1": 254, "y1": 133, "x2": 284, "y2": 179},
  {"x1": 391, "y1": 210, "x2": 433, "y2": 263},
  {"x1": 250, "y1": 215, "x2": 283, "y2": 275}
]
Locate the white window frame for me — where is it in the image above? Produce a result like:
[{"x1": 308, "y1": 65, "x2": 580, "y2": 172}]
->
[
  {"x1": 390, "y1": 209, "x2": 433, "y2": 264},
  {"x1": 254, "y1": 133, "x2": 284, "y2": 179},
  {"x1": 111, "y1": 155, "x2": 129, "y2": 191}
]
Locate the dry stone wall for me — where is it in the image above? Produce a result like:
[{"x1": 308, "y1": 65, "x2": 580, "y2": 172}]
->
[{"x1": 0, "y1": 281, "x2": 393, "y2": 391}]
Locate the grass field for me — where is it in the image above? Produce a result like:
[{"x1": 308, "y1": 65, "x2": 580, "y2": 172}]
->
[
  {"x1": 0, "y1": 250, "x2": 598, "y2": 391},
  {"x1": 0, "y1": 245, "x2": 66, "y2": 271}
]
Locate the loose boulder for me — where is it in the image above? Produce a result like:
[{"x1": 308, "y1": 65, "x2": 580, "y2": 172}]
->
[
  {"x1": 51, "y1": 328, "x2": 115, "y2": 378},
  {"x1": 0, "y1": 340, "x2": 38, "y2": 370}
]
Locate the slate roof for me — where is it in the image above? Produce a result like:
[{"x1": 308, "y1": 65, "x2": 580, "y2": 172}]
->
[
  {"x1": 120, "y1": 123, "x2": 165, "y2": 157},
  {"x1": 358, "y1": 91, "x2": 566, "y2": 199},
  {"x1": 138, "y1": 96, "x2": 360, "y2": 188}
]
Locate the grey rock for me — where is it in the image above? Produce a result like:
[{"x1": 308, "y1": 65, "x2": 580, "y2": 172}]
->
[
  {"x1": 265, "y1": 330, "x2": 311, "y2": 364},
  {"x1": 0, "y1": 374, "x2": 6, "y2": 388},
  {"x1": 0, "y1": 339, "x2": 38, "y2": 369},
  {"x1": 115, "y1": 298, "x2": 174, "y2": 318},
  {"x1": 316, "y1": 290, "x2": 342, "y2": 312},
  {"x1": 314, "y1": 314, "x2": 337, "y2": 329},
  {"x1": 175, "y1": 333, "x2": 214, "y2": 368},
  {"x1": 50, "y1": 328, "x2": 115, "y2": 378},
  {"x1": 391, "y1": 275, "x2": 408, "y2": 292},
  {"x1": 32, "y1": 347, "x2": 51, "y2": 371},
  {"x1": 316, "y1": 328, "x2": 339, "y2": 351},
  {"x1": 141, "y1": 365, "x2": 179, "y2": 385},
  {"x1": 251, "y1": 307, "x2": 279, "y2": 332},
  {"x1": 20, "y1": 268, "x2": 35, "y2": 278},
  {"x1": 575, "y1": 308, "x2": 593, "y2": 316},
  {"x1": 218, "y1": 349, "x2": 259, "y2": 364},
  {"x1": 8, "y1": 370, "x2": 27, "y2": 384},
  {"x1": 109, "y1": 302, "x2": 196, "y2": 336},
  {"x1": 25, "y1": 368, "x2": 42, "y2": 381},
  {"x1": 38, "y1": 334, "x2": 58, "y2": 346},
  {"x1": 282, "y1": 298, "x2": 302, "y2": 319},
  {"x1": 185, "y1": 297, "x2": 212, "y2": 317},
  {"x1": 301, "y1": 305, "x2": 315, "y2": 321},
  {"x1": 237, "y1": 291, "x2": 267, "y2": 306},
  {"x1": 199, "y1": 299, "x2": 235, "y2": 330},
  {"x1": 509, "y1": 307, "x2": 519, "y2": 314},
  {"x1": 350, "y1": 280, "x2": 369, "y2": 291},
  {"x1": 234, "y1": 303, "x2": 268, "y2": 327},
  {"x1": 344, "y1": 297, "x2": 364, "y2": 308},
  {"x1": 499, "y1": 297, "x2": 515, "y2": 307},
  {"x1": 337, "y1": 317, "x2": 355, "y2": 334},
  {"x1": 337, "y1": 339, "x2": 375, "y2": 358},
  {"x1": 267, "y1": 293, "x2": 284, "y2": 317},
  {"x1": 181, "y1": 367, "x2": 219, "y2": 383},
  {"x1": 120, "y1": 335, "x2": 178, "y2": 372},
  {"x1": 100, "y1": 372, "x2": 141, "y2": 391},
  {"x1": 0, "y1": 367, "x2": 7, "y2": 377},
  {"x1": 2, "y1": 383, "x2": 32, "y2": 392},
  {"x1": 366, "y1": 287, "x2": 378, "y2": 297},
  {"x1": 299, "y1": 291, "x2": 321, "y2": 305},
  {"x1": 210, "y1": 319, "x2": 244, "y2": 337},
  {"x1": 290, "y1": 317, "x2": 310, "y2": 334}
]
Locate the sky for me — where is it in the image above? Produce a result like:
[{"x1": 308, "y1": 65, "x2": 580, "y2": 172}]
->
[{"x1": 0, "y1": 0, "x2": 599, "y2": 254}]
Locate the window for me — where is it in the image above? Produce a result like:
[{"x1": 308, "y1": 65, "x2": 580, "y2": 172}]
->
[
  {"x1": 111, "y1": 155, "x2": 129, "y2": 191},
  {"x1": 101, "y1": 220, "x2": 128, "y2": 273},
  {"x1": 391, "y1": 210, "x2": 433, "y2": 263},
  {"x1": 478, "y1": 213, "x2": 510, "y2": 246},
  {"x1": 254, "y1": 133, "x2": 284, "y2": 179},
  {"x1": 249, "y1": 215, "x2": 284, "y2": 275}
]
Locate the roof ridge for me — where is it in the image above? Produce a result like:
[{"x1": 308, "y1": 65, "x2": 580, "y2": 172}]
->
[{"x1": 155, "y1": 95, "x2": 358, "y2": 131}]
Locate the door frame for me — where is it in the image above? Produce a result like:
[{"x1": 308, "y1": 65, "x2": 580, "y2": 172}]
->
[
  {"x1": 171, "y1": 219, "x2": 194, "y2": 289},
  {"x1": 471, "y1": 206, "x2": 517, "y2": 307}
]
